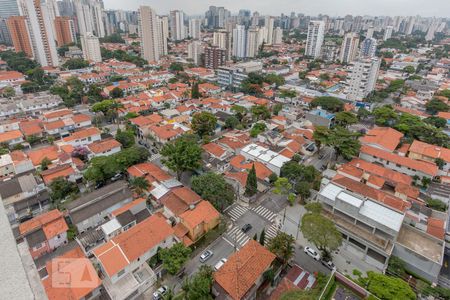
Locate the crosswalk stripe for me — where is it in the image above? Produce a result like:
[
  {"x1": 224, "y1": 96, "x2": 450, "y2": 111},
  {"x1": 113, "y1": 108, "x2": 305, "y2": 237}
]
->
[
  {"x1": 250, "y1": 206, "x2": 276, "y2": 222},
  {"x1": 225, "y1": 225, "x2": 251, "y2": 249},
  {"x1": 227, "y1": 205, "x2": 248, "y2": 221}
]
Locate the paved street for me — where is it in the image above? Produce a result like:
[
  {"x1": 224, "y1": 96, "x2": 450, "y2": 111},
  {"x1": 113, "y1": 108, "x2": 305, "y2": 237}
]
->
[{"x1": 304, "y1": 146, "x2": 334, "y2": 170}]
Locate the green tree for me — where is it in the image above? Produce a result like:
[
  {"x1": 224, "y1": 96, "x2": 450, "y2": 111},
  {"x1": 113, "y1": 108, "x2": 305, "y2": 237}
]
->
[
  {"x1": 245, "y1": 164, "x2": 258, "y2": 197},
  {"x1": 48, "y1": 177, "x2": 79, "y2": 205},
  {"x1": 273, "y1": 177, "x2": 292, "y2": 195},
  {"x1": 250, "y1": 122, "x2": 267, "y2": 137},
  {"x1": 40, "y1": 157, "x2": 51, "y2": 170},
  {"x1": 191, "y1": 112, "x2": 217, "y2": 138},
  {"x1": 272, "y1": 103, "x2": 283, "y2": 116},
  {"x1": 1, "y1": 86, "x2": 15, "y2": 98},
  {"x1": 279, "y1": 89, "x2": 297, "y2": 98},
  {"x1": 231, "y1": 105, "x2": 247, "y2": 121},
  {"x1": 62, "y1": 58, "x2": 89, "y2": 70},
  {"x1": 301, "y1": 209, "x2": 342, "y2": 260},
  {"x1": 191, "y1": 82, "x2": 201, "y2": 99},
  {"x1": 310, "y1": 96, "x2": 344, "y2": 112},
  {"x1": 169, "y1": 62, "x2": 184, "y2": 73},
  {"x1": 181, "y1": 265, "x2": 214, "y2": 300},
  {"x1": 403, "y1": 65, "x2": 415, "y2": 74},
  {"x1": 161, "y1": 135, "x2": 202, "y2": 180},
  {"x1": 424, "y1": 116, "x2": 447, "y2": 128},
  {"x1": 191, "y1": 172, "x2": 235, "y2": 212},
  {"x1": 357, "y1": 107, "x2": 370, "y2": 120},
  {"x1": 327, "y1": 127, "x2": 361, "y2": 160},
  {"x1": 335, "y1": 111, "x2": 358, "y2": 127},
  {"x1": 373, "y1": 105, "x2": 398, "y2": 126},
  {"x1": 259, "y1": 229, "x2": 266, "y2": 245},
  {"x1": 267, "y1": 232, "x2": 295, "y2": 266},
  {"x1": 100, "y1": 33, "x2": 125, "y2": 43},
  {"x1": 115, "y1": 129, "x2": 135, "y2": 148},
  {"x1": 129, "y1": 176, "x2": 149, "y2": 196},
  {"x1": 159, "y1": 243, "x2": 192, "y2": 275},
  {"x1": 425, "y1": 99, "x2": 449, "y2": 115},
  {"x1": 312, "y1": 126, "x2": 330, "y2": 151},
  {"x1": 110, "y1": 87, "x2": 124, "y2": 98},
  {"x1": 224, "y1": 116, "x2": 240, "y2": 129},
  {"x1": 295, "y1": 181, "x2": 311, "y2": 201},
  {"x1": 251, "y1": 105, "x2": 271, "y2": 120}
]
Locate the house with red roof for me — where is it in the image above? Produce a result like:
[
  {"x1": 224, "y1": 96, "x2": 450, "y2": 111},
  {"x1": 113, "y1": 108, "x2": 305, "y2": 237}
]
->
[
  {"x1": 42, "y1": 246, "x2": 102, "y2": 300},
  {"x1": 92, "y1": 214, "x2": 176, "y2": 299},
  {"x1": 213, "y1": 240, "x2": 276, "y2": 300},
  {"x1": 408, "y1": 140, "x2": 450, "y2": 172},
  {"x1": 360, "y1": 127, "x2": 403, "y2": 152},
  {"x1": 62, "y1": 127, "x2": 101, "y2": 147},
  {"x1": 19, "y1": 209, "x2": 68, "y2": 259},
  {"x1": 87, "y1": 138, "x2": 122, "y2": 159}
]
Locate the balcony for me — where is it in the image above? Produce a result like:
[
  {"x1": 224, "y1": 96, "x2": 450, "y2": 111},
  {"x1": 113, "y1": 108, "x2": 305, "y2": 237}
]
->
[{"x1": 323, "y1": 209, "x2": 394, "y2": 255}]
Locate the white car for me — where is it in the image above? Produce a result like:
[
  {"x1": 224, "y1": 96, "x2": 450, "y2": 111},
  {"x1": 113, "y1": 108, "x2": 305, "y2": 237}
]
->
[
  {"x1": 199, "y1": 250, "x2": 213, "y2": 263},
  {"x1": 214, "y1": 258, "x2": 228, "y2": 271},
  {"x1": 152, "y1": 285, "x2": 168, "y2": 300},
  {"x1": 304, "y1": 246, "x2": 321, "y2": 260}
]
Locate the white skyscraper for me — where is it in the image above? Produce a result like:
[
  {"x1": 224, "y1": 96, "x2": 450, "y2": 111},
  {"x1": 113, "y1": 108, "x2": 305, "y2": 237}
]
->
[
  {"x1": 232, "y1": 25, "x2": 246, "y2": 58},
  {"x1": 188, "y1": 18, "x2": 201, "y2": 40},
  {"x1": 81, "y1": 32, "x2": 101, "y2": 62},
  {"x1": 169, "y1": 10, "x2": 185, "y2": 41},
  {"x1": 366, "y1": 26, "x2": 374, "y2": 39},
  {"x1": 138, "y1": 6, "x2": 160, "y2": 62},
  {"x1": 74, "y1": 0, "x2": 105, "y2": 38},
  {"x1": 246, "y1": 27, "x2": 260, "y2": 58},
  {"x1": 213, "y1": 29, "x2": 231, "y2": 59},
  {"x1": 383, "y1": 25, "x2": 393, "y2": 41},
  {"x1": 187, "y1": 40, "x2": 203, "y2": 65},
  {"x1": 305, "y1": 21, "x2": 325, "y2": 59},
  {"x1": 18, "y1": 0, "x2": 59, "y2": 66},
  {"x1": 264, "y1": 16, "x2": 274, "y2": 45},
  {"x1": 339, "y1": 32, "x2": 359, "y2": 63},
  {"x1": 158, "y1": 15, "x2": 169, "y2": 55},
  {"x1": 272, "y1": 27, "x2": 283, "y2": 45},
  {"x1": 360, "y1": 37, "x2": 377, "y2": 58},
  {"x1": 345, "y1": 58, "x2": 380, "y2": 101}
]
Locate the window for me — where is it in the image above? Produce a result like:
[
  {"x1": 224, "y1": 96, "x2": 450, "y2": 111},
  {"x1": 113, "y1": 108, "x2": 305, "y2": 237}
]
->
[{"x1": 117, "y1": 269, "x2": 125, "y2": 277}]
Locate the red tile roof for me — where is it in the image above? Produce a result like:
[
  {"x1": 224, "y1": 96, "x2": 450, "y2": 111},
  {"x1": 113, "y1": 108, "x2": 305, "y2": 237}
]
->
[
  {"x1": 202, "y1": 143, "x2": 226, "y2": 158},
  {"x1": 360, "y1": 127, "x2": 403, "y2": 152},
  {"x1": 409, "y1": 140, "x2": 450, "y2": 163},
  {"x1": 19, "y1": 209, "x2": 68, "y2": 239},
  {"x1": 87, "y1": 138, "x2": 121, "y2": 154},
  {"x1": 93, "y1": 214, "x2": 174, "y2": 277},
  {"x1": 180, "y1": 200, "x2": 220, "y2": 229},
  {"x1": 214, "y1": 240, "x2": 276, "y2": 300}
]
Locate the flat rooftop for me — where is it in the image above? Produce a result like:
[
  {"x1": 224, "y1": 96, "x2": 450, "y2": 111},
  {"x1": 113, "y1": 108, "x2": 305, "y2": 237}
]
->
[{"x1": 396, "y1": 225, "x2": 443, "y2": 264}]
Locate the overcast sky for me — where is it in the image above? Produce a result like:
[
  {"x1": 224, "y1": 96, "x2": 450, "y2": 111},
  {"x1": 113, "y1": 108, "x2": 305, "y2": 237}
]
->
[{"x1": 104, "y1": 0, "x2": 450, "y2": 17}]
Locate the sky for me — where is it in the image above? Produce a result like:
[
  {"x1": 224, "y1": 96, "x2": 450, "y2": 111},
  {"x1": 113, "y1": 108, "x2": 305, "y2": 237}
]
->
[{"x1": 104, "y1": 0, "x2": 450, "y2": 17}]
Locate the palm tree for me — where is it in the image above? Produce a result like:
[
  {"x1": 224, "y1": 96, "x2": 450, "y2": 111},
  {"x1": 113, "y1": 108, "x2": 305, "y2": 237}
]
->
[
  {"x1": 267, "y1": 232, "x2": 295, "y2": 266},
  {"x1": 129, "y1": 177, "x2": 149, "y2": 196}
]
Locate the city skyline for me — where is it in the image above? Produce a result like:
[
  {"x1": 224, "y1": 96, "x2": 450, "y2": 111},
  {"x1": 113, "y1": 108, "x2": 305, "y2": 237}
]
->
[{"x1": 104, "y1": 0, "x2": 450, "y2": 17}]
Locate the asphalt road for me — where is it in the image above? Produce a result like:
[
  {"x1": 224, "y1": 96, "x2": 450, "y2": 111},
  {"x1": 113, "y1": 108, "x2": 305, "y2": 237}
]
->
[{"x1": 304, "y1": 146, "x2": 334, "y2": 170}]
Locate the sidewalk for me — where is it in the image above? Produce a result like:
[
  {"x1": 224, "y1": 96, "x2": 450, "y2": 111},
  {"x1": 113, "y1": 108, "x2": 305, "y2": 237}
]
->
[{"x1": 279, "y1": 203, "x2": 379, "y2": 277}]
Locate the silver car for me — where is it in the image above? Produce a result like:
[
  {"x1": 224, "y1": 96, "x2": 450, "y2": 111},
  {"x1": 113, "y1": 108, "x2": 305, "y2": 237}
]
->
[{"x1": 199, "y1": 250, "x2": 213, "y2": 263}]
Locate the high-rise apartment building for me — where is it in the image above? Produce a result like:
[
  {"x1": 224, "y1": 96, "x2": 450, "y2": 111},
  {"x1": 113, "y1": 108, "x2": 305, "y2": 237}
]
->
[
  {"x1": 187, "y1": 40, "x2": 203, "y2": 65},
  {"x1": 272, "y1": 27, "x2": 283, "y2": 45},
  {"x1": 6, "y1": 16, "x2": 33, "y2": 57},
  {"x1": 18, "y1": 0, "x2": 59, "y2": 66},
  {"x1": 0, "y1": 0, "x2": 20, "y2": 44},
  {"x1": 80, "y1": 31, "x2": 101, "y2": 62},
  {"x1": 366, "y1": 26, "x2": 374, "y2": 39},
  {"x1": 204, "y1": 46, "x2": 226, "y2": 69},
  {"x1": 246, "y1": 27, "x2": 260, "y2": 58},
  {"x1": 205, "y1": 6, "x2": 229, "y2": 28},
  {"x1": 54, "y1": 16, "x2": 75, "y2": 46},
  {"x1": 157, "y1": 15, "x2": 169, "y2": 56},
  {"x1": 383, "y1": 25, "x2": 393, "y2": 41},
  {"x1": 360, "y1": 37, "x2": 377, "y2": 58},
  {"x1": 305, "y1": 20, "x2": 325, "y2": 59},
  {"x1": 74, "y1": 0, "x2": 105, "y2": 38},
  {"x1": 339, "y1": 32, "x2": 359, "y2": 63},
  {"x1": 213, "y1": 29, "x2": 231, "y2": 59},
  {"x1": 345, "y1": 58, "x2": 380, "y2": 101},
  {"x1": 232, "y1": 25, "x2": 246, "y2": 58},
  {"x1": 138, "y1": 5, "x2": 160, "y2": 62},
  {"x1": 169, "y1": 10, "x2": 185, "y2": 41},
  {"x1": 188, "y1": 18, "x2": 201, "y2": 40},
  {"x1": 264, "y1": 16, "x2": 274, "y2": 45}
]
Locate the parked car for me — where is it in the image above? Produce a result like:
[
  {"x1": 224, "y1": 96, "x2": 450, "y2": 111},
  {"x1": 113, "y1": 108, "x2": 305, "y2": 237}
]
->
[
  {"x1": 110, "y1": 173, "x2": 123, "y2": 182},
  {"x1": 241, "y1": 224, "x2": 252, "y2": 233},
  {"x1": 321, "y1": 259, "x2": 336, "y2": 270},
  {"x1": 152, "y1": 285, "x2": 168, "y2": 300},
  {"x1": 214, "y1": 258, "x2": 228, "y2": 271},
  {"x1": 200, "y1": 250, "x2": 213, "y2": 263},
  {"x1": 304, "y1": 246, "x2": 321, "y2": 260}
]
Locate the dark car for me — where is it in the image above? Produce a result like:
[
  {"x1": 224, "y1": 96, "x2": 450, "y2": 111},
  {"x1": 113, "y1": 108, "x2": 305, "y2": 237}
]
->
[{"x1": 241, "y1": 224, "x2": 252, "y2": 233}]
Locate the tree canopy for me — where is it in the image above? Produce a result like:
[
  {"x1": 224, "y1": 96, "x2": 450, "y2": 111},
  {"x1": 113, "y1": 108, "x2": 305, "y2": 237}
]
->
[
  {"x1": 245, "y1": 164, "x2": 258, "y2": 197},
  {"x1": 313, "y1": 126, "x2": 361, "y2": 160},
  {"x1": 310, "y1": 96, "x2": 344, "y2": 112},
  {"x1": 425, "y1": 99, "x2": 449, "y2": 115},
  {"x1": 191, "y1": 172, "x2": 235, "y2": 212},
  {"x1": 335, "y1": 111, "x2": 358, "y2": 127},
  {"x1": 191, "y1": 112, "x2": 217, "y2": 138},
  {"x1": 62, "y1": 58, "x2": 89, "y2": 70},
  {"x1": 160, "y1": 135, "x2": 203, "y2": 180},
  {"x1": 159, "y1": 243, "x2": 192, "y2": 275},
  {"x1": 358, "y1": 271, "x2": 416, "y2": 300},
  {"x1": 267, "y1": 232, "x2": 295, "y2": 265},
  {"x1": 49, "y1": 177, "x2": 79, "y2": 206},
  {"x1": 115, "y1": 129, "x2": 135, "y2": 148},
  {"x1": 181, "y1": 265, "x2": 214, "y2": 300}
]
